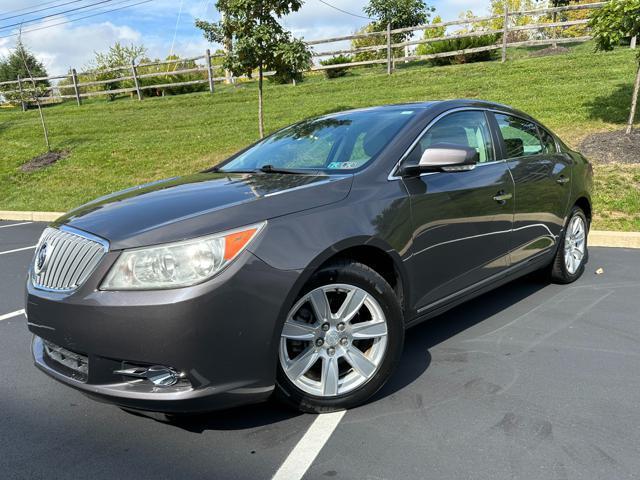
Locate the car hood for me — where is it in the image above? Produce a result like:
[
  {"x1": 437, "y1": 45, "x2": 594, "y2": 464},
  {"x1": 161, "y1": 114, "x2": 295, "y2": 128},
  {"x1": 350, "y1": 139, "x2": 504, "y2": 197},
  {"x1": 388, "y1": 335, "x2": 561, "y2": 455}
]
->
[{"x1": 54, "y1": 172, "x2": 353, "y2": 250}]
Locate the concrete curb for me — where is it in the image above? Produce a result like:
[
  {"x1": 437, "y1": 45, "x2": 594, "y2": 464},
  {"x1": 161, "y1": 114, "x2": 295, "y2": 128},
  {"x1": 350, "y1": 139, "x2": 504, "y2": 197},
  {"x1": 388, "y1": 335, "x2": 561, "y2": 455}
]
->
[
  {"x1": 1, "y1": 211, "x2": 639, "y2": 249},
  {"x1": 0, "y1": 211, "x2": 64, "y2": 222},
  {"x1": 588, "y1": 230, "x2": 640, "y2": 249}
]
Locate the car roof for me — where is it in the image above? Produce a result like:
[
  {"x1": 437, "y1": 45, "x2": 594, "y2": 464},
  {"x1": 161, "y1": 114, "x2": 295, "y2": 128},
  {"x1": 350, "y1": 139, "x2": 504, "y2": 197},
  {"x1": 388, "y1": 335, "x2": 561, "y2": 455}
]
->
[{"x1": 325, "y1": 100, "x2": 536, "y2": 121}]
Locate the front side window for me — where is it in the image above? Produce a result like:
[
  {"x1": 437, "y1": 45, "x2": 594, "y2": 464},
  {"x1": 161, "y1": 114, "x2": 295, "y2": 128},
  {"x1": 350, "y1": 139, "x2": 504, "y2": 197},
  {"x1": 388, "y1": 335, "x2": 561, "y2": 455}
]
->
[
  {"x1": 219, "y1": 109, "x2": 418, "y2": 173},
  {"x1": 406, "y1": 110, "x2": 495, "y2": 165},
  {"x1": 495, "y1": 113, "x2": 543, "y2": 158}
]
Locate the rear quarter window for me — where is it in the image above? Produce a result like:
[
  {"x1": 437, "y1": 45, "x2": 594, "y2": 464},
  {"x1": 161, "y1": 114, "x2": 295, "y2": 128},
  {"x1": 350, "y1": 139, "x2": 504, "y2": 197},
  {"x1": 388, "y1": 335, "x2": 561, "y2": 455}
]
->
[{"x1": 495, "y1": 113, "x2": 543, "y2": 158}]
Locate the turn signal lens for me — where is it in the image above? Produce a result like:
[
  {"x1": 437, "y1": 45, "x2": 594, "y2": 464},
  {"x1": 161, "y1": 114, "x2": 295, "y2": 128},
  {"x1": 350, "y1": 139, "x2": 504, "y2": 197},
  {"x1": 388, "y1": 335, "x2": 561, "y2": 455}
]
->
[
  {"x1": 224, "y1": 228, "x2": 258, "y2": 261},
  {"x1": 101, "y1": 222, "x2": 266, "y2": 290}
]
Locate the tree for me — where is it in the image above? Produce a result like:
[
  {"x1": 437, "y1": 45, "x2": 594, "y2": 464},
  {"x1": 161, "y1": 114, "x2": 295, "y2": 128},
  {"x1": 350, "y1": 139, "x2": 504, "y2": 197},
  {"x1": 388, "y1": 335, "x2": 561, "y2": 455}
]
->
[
  {"x1": 488, "y1": 0, "x2": 539, "y2": 41},
  {"x1": 590, "y1": 0, "x2": 640, "y2": 134},
  {"x1": 196, "y1": 1, "x2": 310, "y2": 138},
  {"x1": 91, "y1": 42, "x2": 147, "y2": 101},
  {"x1": 0, "y1": 36, "x2": 50, "y2": 151},
  {"x1": 364, "y1": 0, "x2": 434, "y2": 42},
  {"x1": 0, "y1": 39, "x2": 49, "y2": 105}
]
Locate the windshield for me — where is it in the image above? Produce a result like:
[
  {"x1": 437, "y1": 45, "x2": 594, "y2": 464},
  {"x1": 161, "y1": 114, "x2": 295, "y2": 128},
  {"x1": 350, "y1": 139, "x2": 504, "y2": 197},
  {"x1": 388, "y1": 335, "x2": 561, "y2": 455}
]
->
[{"x1": 219, "y1": 109, "x2": 417, "y2": 174}]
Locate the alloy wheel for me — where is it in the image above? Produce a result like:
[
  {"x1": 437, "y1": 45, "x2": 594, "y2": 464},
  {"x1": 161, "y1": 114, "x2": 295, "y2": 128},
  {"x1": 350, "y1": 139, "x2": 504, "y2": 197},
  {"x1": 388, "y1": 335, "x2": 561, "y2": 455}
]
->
[
  {"x1": 279, "y1": 283, "x2": 388, "y2": 397},
  {"x1": 564, "y1": 215, "x2": 586, "y2": 275}
]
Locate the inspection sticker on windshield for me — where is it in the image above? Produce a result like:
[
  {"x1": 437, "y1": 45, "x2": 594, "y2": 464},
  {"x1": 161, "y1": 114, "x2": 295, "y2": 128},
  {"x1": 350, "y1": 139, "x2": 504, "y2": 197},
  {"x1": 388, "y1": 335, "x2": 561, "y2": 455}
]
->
[{"x1": 328, "y1": 162, "x2": 358, "y2": 169}]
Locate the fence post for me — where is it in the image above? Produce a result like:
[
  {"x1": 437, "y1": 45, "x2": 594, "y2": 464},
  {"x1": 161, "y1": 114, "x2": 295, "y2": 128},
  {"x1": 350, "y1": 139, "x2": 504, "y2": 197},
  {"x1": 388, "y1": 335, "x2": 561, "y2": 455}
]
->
[
  {"x1": 71, "y1": 68, "x2": 81, "y2": 106},
  {"x1": 551, "y1": 11, "x2": 558, "y2": 49},
  {"x1": 501, "y1": 3, "x2": 509, "y2": 63},
  {"x1": 386, "y1": 22, "x2": 392, "y2": 75},
  {"x1": 131, "y1": 60, "x2": 142, "y2": 101},
  {"x1": 205, "y1": 48, "x2": 215, "y2": 94},
  {"x1": 17, "y1": 75, "x2": 26, "y2": 112},
  {"x1": 631, "y1": 36, "x2": 637, "y2": 50}
]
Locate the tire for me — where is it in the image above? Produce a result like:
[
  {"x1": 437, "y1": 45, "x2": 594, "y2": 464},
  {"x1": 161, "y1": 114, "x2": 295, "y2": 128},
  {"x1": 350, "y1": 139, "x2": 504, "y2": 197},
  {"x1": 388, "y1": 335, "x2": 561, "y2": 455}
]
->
[
  {"x1": 275, "y1": 261, "x2": 404, "y2": 413},
  {"x1": 550, "y1": 206, "x2": 589, "y2": 284}
]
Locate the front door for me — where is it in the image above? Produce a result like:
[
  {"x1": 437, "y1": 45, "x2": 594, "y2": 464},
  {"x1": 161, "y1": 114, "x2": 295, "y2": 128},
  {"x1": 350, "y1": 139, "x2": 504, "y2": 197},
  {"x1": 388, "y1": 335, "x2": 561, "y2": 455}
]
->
[
  {"x1": 491, "y1": 113, "x2": 572, "y2": 265},
  {"x1": 401, "y1": 110, "x2": 515, "y2": 311}
]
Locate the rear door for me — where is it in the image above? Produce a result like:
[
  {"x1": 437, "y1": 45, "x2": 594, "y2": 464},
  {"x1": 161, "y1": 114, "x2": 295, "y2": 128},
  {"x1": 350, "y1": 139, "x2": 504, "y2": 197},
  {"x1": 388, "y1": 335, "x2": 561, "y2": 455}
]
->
[
  {"x1": 491, "y1": 112, "x2": 572, "y2": 264},
  {"x1": 400, "y1": 109, "x2": 515, "y2": 310}
]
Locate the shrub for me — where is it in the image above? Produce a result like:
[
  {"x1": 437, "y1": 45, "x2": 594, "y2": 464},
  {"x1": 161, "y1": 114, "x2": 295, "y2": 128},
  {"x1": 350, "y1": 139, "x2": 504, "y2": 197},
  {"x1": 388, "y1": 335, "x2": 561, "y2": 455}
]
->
[
  {"x1": 416, "y1": 33, "x2": 501, "y2": 66},
  {"x1": 137, "y1": 56, "x2": 208, "y2": 97},
  {"x1": 320, "y1": 55, "x2": 352, "y2": 79}
]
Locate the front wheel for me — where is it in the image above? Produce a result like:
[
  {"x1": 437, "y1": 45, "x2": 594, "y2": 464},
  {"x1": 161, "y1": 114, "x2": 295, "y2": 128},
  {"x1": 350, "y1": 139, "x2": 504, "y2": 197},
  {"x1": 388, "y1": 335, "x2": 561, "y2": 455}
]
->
[
  {"x1": 275, "y1": 261, "x2": 404, "y2": 413},
  {"x1": 550, "y1": 206, "x2": 589, "y2": 284}
]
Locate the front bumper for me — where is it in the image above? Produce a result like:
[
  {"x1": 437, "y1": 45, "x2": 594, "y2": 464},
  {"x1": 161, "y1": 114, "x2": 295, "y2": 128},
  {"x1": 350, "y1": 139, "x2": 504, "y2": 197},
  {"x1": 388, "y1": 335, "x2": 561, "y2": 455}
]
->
[{"x1": 27, "y1": 250, "x2": 300, "y2": 413}]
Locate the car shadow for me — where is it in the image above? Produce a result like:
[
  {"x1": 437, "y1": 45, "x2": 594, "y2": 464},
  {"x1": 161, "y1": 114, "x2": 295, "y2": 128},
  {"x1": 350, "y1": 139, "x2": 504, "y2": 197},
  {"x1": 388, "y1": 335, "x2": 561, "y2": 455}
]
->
[
  {"x1": 371, "y1": 274, "x2": 549, "y2": 401},
  {"x1": 122, "y1": 401, "x2": 303, "y2": 433},
  {"x1": 123, "y1": 275, "x2": 550, "y2": 431}
]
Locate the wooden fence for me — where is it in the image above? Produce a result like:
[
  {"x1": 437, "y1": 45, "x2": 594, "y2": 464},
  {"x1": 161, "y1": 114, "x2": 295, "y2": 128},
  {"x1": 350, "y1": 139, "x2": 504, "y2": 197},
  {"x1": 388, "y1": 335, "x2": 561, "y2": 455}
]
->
[
  {"x1": 307, "y1": 1, "x2": 608, "y2": 73},
  {"x1": 0, "y1": 2, "x2": 621, "y2": 107},
  {"x1": 0, "y1": 49, "x2": 225, "y2": 108}
]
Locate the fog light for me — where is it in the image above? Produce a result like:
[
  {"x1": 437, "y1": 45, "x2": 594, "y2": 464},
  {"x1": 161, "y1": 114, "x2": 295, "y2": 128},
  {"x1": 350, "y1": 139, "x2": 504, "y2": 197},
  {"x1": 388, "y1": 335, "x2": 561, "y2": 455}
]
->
[{"x1": 114, "y1": 365, "x2": 183, "y2": 387}]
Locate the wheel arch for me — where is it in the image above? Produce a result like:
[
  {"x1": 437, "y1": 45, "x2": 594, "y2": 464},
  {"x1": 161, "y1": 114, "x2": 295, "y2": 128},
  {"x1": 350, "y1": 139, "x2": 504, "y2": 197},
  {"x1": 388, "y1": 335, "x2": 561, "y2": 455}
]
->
[
  {"x1": 280, "y1": 237, "x2": 410, "y2": 323},
  {"x1": 573, "y1": 196, "x2": 592, "y2": 225}
]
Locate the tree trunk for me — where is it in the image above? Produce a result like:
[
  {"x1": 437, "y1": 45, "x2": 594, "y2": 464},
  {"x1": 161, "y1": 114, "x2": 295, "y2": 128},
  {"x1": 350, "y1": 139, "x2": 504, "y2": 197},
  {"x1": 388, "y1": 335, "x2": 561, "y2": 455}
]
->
[
  {"x1": 626, "y1": 62, "x2": 640, "y2": 135},
  {"x1": 221, "y1": 11, "x2": 233, "y2": 84},
  {"x1": 258, "y1": 64, "x2": 264, "y2": 139}
]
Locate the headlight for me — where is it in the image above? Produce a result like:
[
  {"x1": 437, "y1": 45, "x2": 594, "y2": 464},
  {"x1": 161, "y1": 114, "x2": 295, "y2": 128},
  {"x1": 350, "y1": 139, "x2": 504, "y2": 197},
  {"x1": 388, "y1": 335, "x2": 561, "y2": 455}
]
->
[{"x1": 101, "y1": 222, "x2": 265, "y2": 290}]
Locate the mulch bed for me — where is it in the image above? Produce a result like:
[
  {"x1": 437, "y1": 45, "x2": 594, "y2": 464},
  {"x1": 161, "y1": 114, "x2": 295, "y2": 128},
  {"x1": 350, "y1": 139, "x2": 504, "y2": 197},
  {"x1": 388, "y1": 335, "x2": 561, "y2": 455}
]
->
[
  {"x1": 579, "y1": 130, "x2": 640, "y2": 164},
  {"x1": 21, "y1": 150, "x2": 69, "y2": 172},
  {"x1": 529, "y1": 46, "x2": 570, "y2": 57}
]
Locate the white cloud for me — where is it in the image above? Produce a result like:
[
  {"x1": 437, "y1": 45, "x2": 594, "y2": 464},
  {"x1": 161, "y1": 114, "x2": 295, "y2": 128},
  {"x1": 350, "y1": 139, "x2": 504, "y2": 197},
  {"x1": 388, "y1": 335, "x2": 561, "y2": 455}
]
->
[{"x1": 0, "y1": 18, "x2": 141, "y2": 75}]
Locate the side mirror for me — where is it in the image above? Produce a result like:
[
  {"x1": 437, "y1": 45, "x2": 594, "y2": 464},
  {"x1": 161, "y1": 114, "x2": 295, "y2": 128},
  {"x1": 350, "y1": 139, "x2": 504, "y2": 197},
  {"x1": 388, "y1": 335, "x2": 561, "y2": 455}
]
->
[{"x1": 401, "y1": 143, "x2": 479, "y2": 176}]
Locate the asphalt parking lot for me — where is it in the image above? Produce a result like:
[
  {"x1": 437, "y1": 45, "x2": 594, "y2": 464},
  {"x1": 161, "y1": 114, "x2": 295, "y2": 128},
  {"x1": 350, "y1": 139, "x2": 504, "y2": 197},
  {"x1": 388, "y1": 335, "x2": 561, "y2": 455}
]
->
[{"x1": 1, "y1": 220, "x2": 639, "y2": 480}]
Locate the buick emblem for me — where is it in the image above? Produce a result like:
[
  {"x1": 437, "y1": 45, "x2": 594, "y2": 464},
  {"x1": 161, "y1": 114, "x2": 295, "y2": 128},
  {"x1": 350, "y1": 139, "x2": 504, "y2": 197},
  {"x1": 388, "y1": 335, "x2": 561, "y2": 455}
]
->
[{"x1": 34, "y1": 242, "x2": 49, "y2": 275}]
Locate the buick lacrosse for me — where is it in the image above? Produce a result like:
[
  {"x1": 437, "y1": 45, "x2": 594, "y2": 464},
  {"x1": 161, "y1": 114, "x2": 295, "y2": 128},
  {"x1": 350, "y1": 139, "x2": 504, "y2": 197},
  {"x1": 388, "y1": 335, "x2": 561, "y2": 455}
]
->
[{"x1": 27, "y1": 100, "x2": 592, "y2": 413}]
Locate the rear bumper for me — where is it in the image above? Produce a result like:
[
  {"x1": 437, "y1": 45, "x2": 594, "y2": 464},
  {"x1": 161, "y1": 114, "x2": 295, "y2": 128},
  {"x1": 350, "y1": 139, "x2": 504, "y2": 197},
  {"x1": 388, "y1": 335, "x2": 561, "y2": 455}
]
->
[{"x1": 27, "y1": 250, "x2": 301, "y2": 413}]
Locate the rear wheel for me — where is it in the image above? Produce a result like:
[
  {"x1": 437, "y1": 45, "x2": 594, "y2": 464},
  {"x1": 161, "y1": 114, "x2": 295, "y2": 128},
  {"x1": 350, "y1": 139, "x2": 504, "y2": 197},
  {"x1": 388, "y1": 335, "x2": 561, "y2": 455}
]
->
[
  {"x1": 550, "y1": 206, "x2": 589, "y2": 284},
  {"x1": 275, "y1": 261, "x2": 404, "y2": 413}
]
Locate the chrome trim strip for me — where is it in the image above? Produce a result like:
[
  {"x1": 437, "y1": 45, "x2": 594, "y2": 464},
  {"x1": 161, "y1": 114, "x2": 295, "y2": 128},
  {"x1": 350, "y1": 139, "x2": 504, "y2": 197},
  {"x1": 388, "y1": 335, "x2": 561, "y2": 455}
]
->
[
  {"x1": 59, "y1": 225, "x2": 110, "y2": 251},
  {"x1": 27, "y1": 321, "x2": 56, "y2": 331},
  {"x1": 389, "y1": 106, "x2": 558, "y2": 180},
  {"x1": 388, "y1": 107, "x2": 500, "y2": 181},
  {"x1": 415, "y1": 246, "x2": 553, "y2": 315}
]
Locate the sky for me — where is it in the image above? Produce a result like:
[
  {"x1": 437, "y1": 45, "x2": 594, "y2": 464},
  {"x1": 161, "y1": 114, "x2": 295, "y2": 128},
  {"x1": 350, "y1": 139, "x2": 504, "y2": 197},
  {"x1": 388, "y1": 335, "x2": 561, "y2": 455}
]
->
[{"x1": 0, "y1": 0, "x2": 491, "y2": 76}]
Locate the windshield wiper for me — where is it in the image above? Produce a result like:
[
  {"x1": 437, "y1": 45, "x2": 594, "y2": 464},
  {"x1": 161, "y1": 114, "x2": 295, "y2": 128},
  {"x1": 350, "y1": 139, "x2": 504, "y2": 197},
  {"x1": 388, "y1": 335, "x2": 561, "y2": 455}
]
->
[{"x1": 258, "y1": 165, "x2": 314, "y2": 175}]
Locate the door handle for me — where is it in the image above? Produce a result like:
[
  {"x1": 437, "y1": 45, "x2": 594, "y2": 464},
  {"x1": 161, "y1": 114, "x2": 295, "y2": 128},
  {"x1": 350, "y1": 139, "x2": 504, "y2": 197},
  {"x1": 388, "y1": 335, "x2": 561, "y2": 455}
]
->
[
  {"x1": 493, "y1": 191, "x2": 512, "y2": 204},
  {"x1": 556, "y1": 175, "x2": 570, "y2": 185}
]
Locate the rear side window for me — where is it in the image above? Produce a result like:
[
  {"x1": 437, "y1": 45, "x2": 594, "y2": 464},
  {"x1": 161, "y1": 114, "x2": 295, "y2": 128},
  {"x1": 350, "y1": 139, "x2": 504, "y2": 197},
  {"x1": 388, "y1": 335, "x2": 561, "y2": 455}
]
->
[
  {"x1": 410, "y1": 110, "x2": 495, "y2": 164},
  {"x1": 538, "y1": 127, "x2": 558, "y2": 154},
  {"x1": 495, "y1": 113, "x2": 543, "y2": 158}
]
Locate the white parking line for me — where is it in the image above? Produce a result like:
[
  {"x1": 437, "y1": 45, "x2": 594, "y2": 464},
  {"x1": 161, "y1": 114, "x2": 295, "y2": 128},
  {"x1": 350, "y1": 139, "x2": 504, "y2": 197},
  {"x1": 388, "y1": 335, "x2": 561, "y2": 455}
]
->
[
  {"x1": 0, "y1": 245, "x2": 36, "y2": 256},
  {"x1": 0, "y1": 309, "x2": 25, "y2": 322},
  {"x1": 272, "y1": 410, "x2": 346, "y2": 480},
  {"x1": 0, "y1": 222, "x2": 32, "y2": 229}
]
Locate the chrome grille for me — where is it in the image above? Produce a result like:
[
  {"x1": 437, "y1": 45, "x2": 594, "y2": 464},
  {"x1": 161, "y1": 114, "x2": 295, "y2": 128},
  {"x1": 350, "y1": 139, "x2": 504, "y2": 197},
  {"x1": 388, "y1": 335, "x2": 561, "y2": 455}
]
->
[{"x1": 32, "y1": 227, "x2": 108, "y2": 292}]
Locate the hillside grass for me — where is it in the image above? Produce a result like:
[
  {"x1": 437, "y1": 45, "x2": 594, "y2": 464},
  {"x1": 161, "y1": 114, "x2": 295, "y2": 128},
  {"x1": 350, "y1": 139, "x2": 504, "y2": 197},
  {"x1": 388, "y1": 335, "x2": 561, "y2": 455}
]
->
[{"x1": 0, "y1": 41, "x2": 638, "y2": 231}]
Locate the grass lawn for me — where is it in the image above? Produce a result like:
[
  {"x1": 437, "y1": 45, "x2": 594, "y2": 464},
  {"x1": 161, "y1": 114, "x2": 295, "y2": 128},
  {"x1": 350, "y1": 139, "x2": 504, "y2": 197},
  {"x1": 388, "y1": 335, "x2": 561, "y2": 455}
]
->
[{"x1": 1, "y1": 42, "x2": 639, "y2": 231}]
